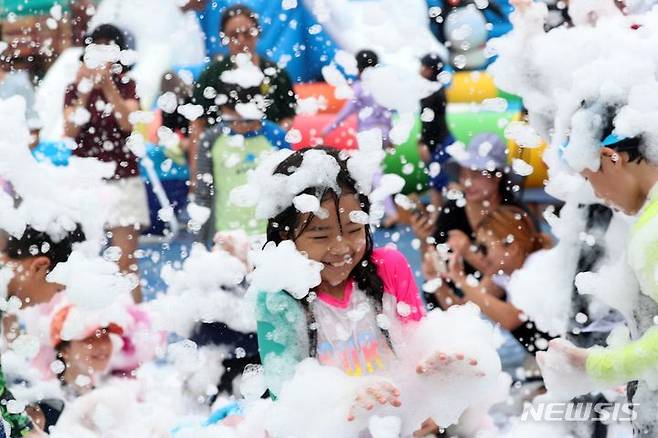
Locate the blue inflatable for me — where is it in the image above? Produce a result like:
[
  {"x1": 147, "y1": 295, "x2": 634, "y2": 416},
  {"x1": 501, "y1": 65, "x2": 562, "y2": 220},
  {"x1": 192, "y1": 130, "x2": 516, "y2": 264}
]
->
[
  {"x1": 426, "y1": 0, "x2": 513, "y2": 41},
  {"x1": 196, "y1": 0, "x2": 338, "y2": 83}
]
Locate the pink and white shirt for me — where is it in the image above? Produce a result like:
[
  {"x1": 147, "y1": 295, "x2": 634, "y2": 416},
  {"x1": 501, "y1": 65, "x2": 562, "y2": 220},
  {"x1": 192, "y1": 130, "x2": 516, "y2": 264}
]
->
[{"x1": 312, "y1": 247, "x2": 425, "y2": 376}]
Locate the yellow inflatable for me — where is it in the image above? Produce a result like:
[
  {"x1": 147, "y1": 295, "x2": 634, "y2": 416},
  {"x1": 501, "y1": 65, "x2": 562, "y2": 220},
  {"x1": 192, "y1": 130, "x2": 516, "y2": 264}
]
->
[
  {"x1": 446, "y1": 71, "x2": 498, "y2": 103},
  {"x1": 506, "y1": 113, "x2": 549, "y2": 189}
]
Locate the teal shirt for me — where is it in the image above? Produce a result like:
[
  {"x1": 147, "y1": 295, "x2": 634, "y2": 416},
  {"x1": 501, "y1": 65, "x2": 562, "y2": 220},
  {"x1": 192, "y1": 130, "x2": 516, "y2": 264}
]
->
[{"x1": 256, "y1": 290, "x2": 308, "y2": 398}]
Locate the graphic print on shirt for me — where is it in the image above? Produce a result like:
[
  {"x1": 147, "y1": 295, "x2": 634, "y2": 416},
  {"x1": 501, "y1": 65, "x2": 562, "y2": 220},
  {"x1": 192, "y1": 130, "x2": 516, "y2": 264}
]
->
[
  {"x1": 317, "y1": 329, "x2": 385, "y2": 376},
  {"x1": 313, "y1": 286, "x2": 396, "y2": 377}
]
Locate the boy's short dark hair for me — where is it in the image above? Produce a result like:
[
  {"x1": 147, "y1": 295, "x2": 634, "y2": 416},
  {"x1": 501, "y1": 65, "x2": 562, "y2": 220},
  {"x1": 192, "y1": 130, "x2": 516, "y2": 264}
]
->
[
  {"x1": 86, "y1": 24, "x2": 128, "y2": 51},
  {"x1": 220, "y1": 4, "x2": 259, "y2": 32},
  {"x1": 356, "y1": 50, "x2": 378, "y2": 74},
  {"x1": 606, "y1": 136, "x2": 643, "y2": 162},
  {"x1": 3, "y1": 225, "x2": 86, "y2": 270},
  {"x1": 600, "y1": 116, "x2": 644, "y2": 162}
]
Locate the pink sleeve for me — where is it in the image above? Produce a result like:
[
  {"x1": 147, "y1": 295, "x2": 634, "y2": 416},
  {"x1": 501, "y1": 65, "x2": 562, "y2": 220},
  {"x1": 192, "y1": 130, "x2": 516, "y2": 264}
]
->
[{"x1": 372, "y1": 247, "x2": 425, "y2": 323}]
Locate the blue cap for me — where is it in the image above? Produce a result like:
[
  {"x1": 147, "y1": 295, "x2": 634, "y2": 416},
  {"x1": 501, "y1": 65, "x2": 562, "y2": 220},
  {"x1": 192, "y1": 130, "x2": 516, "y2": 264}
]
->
[{"x1": 559, "y1": 132, "x2": 630, "y2": 159}]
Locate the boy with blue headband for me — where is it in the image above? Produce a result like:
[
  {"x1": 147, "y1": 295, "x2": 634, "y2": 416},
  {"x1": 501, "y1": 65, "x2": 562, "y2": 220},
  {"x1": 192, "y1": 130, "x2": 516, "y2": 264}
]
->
[{"x1": 544, "y1": 120, "x2": 658, "y2": 436}]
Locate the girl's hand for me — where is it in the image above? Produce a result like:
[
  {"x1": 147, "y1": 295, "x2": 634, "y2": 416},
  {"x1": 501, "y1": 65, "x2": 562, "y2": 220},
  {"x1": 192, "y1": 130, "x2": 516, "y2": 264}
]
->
[
  {"x1": 346, "y1": 381, "x2": 401, "y2": 422},
  {"x1": 442, "y1": 253, "x2": 467, "y2": 288},
  {"x1": 98, "y1": 66, "x2": 115, "y2": 92},
  {"x1": 421, "y1": 248, "x2": 441, "y2": 280},
  {"x1": 446, "y1": 230, "x2": 470, "y2": 255},
  {"x1": 416, "y1": 351, "x2": 484, "y2": 377},
  {"x1": 76, "y1": 65, "x2": 93, "y2": 83},
  {"x1": 213, "y1": 231, "x2": 251, "y2": 269},
  {"x1": 418, "y1": 142, "x2": 431, "y2": 163},
  {"x1": 410, "y1": 209, "x2": 437, "y2": 242}
]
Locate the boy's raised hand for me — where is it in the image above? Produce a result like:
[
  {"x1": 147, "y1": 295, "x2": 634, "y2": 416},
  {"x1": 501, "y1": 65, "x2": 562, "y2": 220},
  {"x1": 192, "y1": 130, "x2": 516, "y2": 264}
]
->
[
  {"x1": 346, "y1": 380, "x2": 401, "y2": 422},
  {"x1": 540, "y1": 338, "x2": 589, "y2": 369}
]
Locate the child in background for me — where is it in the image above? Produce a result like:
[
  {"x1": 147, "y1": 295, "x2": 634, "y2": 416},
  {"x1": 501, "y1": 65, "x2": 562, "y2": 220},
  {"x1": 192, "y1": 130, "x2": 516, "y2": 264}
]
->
[
  {"x1": 50, "y1": 305, "x2": 124, "y2": 395},
  {"x1": 1, "y1": 225, "x2": 85, "y2": 310},
  {"x1": 322, "y1": 50, "x2": 398, "y2": 227},
  {"x1": 63, "y1": 24, "x2": 146, "y2": 303},
  {"x1": 418, "y1": 53, "x2": 454, "y2": 210},
  {"x1": 1, "y1": 224, "x2": 85, "y2": 379},
  {"x1": 193, "y1": 84, "x2": 290, "y2": 242},
  {"x1": 322, "y1": 50, "x2": 393, "y2": 146},
  {"x1": 255, "y1": 147, "x2": 481, "y2": 435},
  {"x1": 411, "y1": 133, "x2": 517, "y2": 311},
  {"x1": 191, "y1": 84, "x2": 290, "y2": 396},
  {"x1": 426, "y1": 205, "x2": 553, "y2": 353},
  {"x1": 539, "y1": 122, "x2": 658, "y2": 435},
  {"x1": 47, "y1": 305, "x2": 171, "y2": 437},
  {"x1": 0, "y1": 225, "x2": 85, "y2": 437}
]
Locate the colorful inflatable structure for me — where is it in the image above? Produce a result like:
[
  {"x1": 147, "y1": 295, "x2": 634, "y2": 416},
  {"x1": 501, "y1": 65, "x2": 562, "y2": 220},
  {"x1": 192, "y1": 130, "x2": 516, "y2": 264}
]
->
[{"x1": 9, "y1": 0, "x2": 553, "y2": 234}]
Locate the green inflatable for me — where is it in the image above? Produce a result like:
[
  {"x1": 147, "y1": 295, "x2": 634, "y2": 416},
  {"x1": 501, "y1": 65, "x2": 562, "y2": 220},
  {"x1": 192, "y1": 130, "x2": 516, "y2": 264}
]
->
[
  {"x1": 383, "y1": 109, "x2": 520, "y2": 195},
  {"x1": 447, "y1": 109, "x2": 520, "y2": 143},
  {"x1": 382, "y1": 117, "x2": 428, "y2": 195}
]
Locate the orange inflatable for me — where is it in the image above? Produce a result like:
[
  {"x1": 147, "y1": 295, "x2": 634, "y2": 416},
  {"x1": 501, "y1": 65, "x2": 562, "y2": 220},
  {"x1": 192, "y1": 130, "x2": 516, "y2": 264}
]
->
[
  {"x1": 290, "y1": 113, "x2": 358, "y2": 150},
  {"x1": 293, "y1": 82, "x2": 347, "y2": 114}
]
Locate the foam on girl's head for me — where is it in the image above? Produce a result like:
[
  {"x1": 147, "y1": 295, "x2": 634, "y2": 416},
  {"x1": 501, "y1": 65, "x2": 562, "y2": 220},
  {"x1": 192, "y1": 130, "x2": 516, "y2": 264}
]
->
[
  {"x1": 230, "y1": 147, "x2": 361, "y2": 223},
  {"x1": 257, "y1": 148, "x2": 382, "y2": 302},
  {"x1": 261, "y1": 148, "x2": 381, "y2": 260}
]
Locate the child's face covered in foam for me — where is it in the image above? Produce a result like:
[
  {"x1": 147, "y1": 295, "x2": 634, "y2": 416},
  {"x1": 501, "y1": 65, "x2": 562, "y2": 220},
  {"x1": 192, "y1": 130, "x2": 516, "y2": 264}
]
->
[
  {"x1": 293, "y1": 193, "x2": 367, "y2": 288},
  {"x1": 60, "y1": 330, "x2": 114, "y2": 384}
]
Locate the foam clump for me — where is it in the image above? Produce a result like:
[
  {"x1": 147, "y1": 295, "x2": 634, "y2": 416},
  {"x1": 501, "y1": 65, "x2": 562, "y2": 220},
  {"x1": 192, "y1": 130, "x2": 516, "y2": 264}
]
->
[
  {"x1": 249, "y1": 240, "x2": 323, "y2": 300},
  {"x1": 148, "y1": 244, "x2": 252, "y2": 337},
  {"x1": 257, "y1": 304, "x2": 503, "y2": 437},
  {"x1": 0, "y1": 96, "x2": 116, "y2": 245},
  {"x1": 391, "y1": 304, "x2": 504, "y2": 433},
  {"x1": 507, "y1": 203, "x2": 586, "y2": 337},
  {"x1": 489, "y1": 1, "x2": 658, "y2": 172},
  {"x1": 48, "y1": 250, "x2": 134, "y2": 310}
]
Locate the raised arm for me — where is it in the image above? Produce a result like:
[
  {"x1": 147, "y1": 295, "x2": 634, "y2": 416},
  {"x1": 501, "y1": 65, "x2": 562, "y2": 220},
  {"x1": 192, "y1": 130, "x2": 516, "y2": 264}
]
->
[
  {"x1": 255, "y1": 290, "x2": 308, "y2": 398},
  {"x1": 63, "y1": 68, "x2": 94, "y2": 139},
  {"x1": 99, "y1": 68, "x2": 139, "y2": 133},
  {"x1": 586, "y1": 326, "x2": 658, "y2": 386}
]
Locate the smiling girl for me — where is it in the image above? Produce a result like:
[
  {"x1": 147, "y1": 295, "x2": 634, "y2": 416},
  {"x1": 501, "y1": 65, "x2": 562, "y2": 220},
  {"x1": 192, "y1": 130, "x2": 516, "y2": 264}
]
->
[{"x1": 254, "y1": 147, "x2": 481, "y2": 434}]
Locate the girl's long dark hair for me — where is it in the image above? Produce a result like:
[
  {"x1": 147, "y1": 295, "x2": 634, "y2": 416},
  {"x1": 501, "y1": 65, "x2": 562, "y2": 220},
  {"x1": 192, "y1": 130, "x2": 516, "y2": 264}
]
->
[{"x1": 265, "y1": 147, "x2": 388, "y2": 356}]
